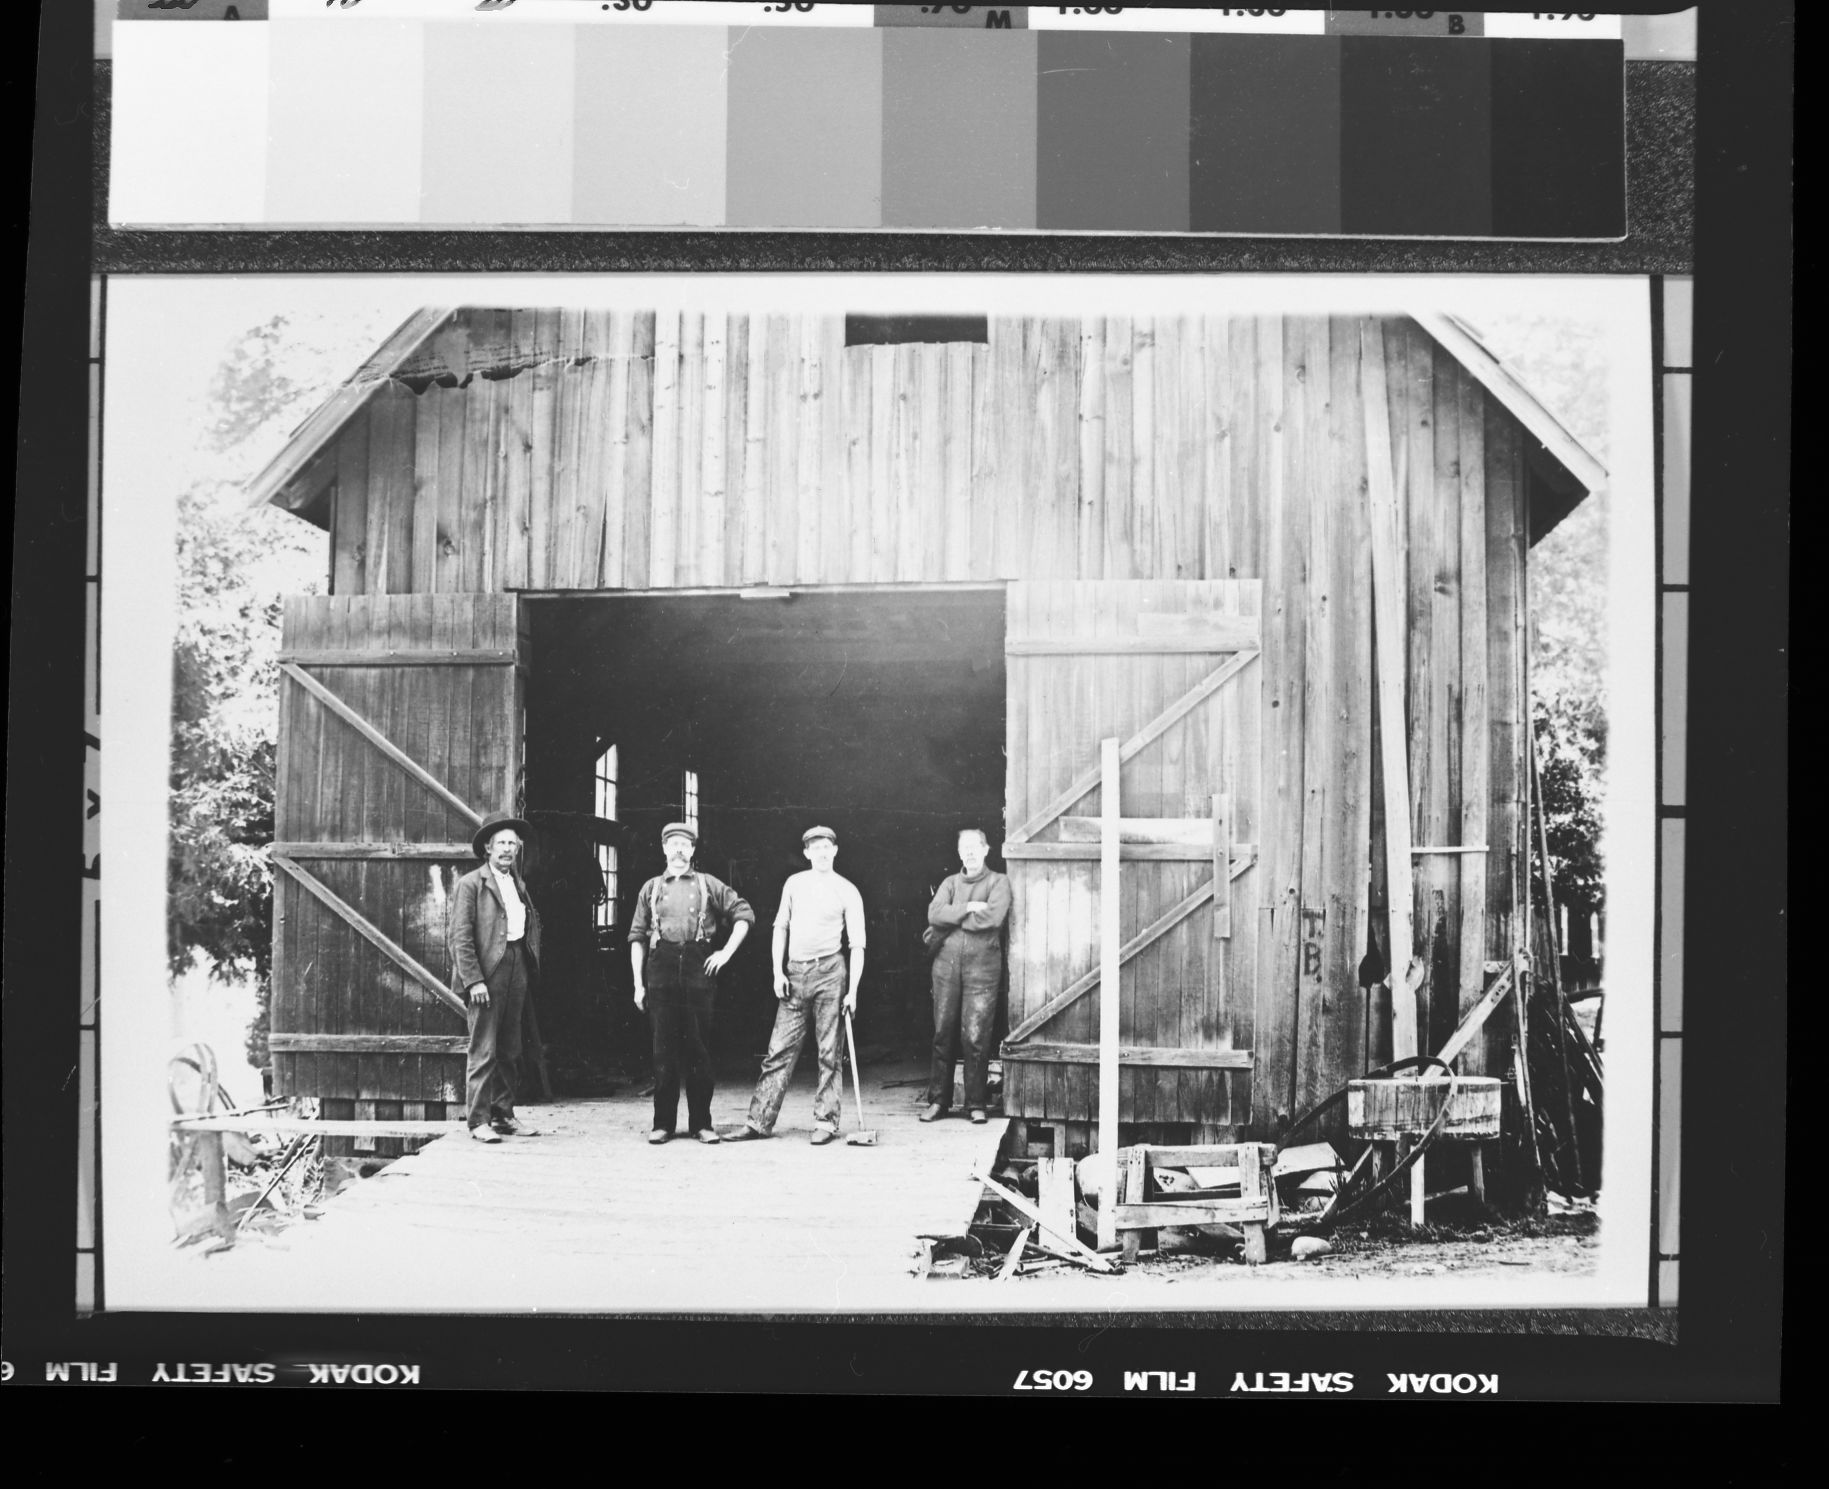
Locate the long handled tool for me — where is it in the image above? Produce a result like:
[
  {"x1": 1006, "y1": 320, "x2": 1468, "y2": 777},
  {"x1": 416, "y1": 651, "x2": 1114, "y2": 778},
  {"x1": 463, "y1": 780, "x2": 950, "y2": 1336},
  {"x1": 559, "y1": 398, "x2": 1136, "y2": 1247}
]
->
[{"x1": 843, "y1": 1009, "x2": 878, "y2": 1146}]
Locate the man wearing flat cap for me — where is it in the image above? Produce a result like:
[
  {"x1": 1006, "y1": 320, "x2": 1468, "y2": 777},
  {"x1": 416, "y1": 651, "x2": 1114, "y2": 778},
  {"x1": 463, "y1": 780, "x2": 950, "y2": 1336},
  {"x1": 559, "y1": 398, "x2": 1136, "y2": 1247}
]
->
[
  {"x1": 724, "y1": 826, "x2": 867, "y2": 1146},
  {"x1": 628, "y1": 822, "x2": 754, "y2": 1145},
  {"x1": 449, "y1": 811, "x2": 544, "y2": 1143}
]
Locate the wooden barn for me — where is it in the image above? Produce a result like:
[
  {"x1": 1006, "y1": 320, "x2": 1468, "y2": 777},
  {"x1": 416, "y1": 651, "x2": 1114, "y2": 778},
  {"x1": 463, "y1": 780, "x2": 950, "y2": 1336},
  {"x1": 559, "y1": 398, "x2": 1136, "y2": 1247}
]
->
[{"x1": 246, "y1": 305, "x2": 1603, "y2": 1160}]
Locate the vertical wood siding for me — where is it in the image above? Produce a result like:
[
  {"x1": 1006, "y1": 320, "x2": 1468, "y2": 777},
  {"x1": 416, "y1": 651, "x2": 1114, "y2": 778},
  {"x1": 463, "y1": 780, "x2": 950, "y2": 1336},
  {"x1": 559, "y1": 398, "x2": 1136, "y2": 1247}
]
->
[{"x1": 305, "y1": 312, "x2": 1532, "y2": 1127}]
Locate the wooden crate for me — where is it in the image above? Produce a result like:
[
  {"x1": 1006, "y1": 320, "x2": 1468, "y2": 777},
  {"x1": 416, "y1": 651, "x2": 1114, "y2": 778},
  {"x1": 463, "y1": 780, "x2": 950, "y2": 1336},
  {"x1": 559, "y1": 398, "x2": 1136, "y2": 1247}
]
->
[
  {"x1": 1112, "y1": 1142, "x2": 1279, "y2": 1265},
  {"x1": 1346, "y1": 1077, "x2": 1502, "y2": 1141}
]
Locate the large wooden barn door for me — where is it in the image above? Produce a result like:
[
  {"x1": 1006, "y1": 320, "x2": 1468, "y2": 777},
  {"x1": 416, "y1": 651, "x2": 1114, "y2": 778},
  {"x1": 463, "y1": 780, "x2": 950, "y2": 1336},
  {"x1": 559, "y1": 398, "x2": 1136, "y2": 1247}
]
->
[
  {"x1": 269, "y1": 594, "x2": 526, "y2": 1117},
  {"x1": 1000, "y1": 581, "x2": 1262, "y2": 1136}
]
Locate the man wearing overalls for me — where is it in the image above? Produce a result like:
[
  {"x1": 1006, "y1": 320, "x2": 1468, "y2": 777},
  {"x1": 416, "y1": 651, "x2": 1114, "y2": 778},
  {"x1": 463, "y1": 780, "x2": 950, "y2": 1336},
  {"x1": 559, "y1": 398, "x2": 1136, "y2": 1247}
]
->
[{"x1": 628, "y1": 822, "x2": 754, "y2": 1145}]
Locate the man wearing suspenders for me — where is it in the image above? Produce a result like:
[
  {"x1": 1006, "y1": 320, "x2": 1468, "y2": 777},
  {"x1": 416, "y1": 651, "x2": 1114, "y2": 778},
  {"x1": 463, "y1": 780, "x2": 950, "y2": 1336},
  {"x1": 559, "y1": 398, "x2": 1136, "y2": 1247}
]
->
[{"x1": 628, "y1": 823, "x2": 754, "y2": 1145}]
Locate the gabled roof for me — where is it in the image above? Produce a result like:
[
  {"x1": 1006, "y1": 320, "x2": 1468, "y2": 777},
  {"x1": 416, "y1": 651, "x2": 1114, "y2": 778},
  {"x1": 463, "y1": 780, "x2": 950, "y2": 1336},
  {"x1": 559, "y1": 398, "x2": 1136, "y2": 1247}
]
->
[
  {"x1": 1415, "y1": 310, "x2": 1609, "y2": 541},
  {"x1": 248, "y1": 307, "x2": 1608, "y2": 540},
  {"x1": 244, "y1": 307, "x2": 454, "y2": 515}
]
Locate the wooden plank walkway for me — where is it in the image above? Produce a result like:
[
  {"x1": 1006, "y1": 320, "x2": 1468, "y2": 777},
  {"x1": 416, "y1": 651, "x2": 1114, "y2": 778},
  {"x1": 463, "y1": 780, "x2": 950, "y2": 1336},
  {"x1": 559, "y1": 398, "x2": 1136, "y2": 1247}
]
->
[{"x1": 198, "y1": 1066, "x2": 1010, "y2": 1313}]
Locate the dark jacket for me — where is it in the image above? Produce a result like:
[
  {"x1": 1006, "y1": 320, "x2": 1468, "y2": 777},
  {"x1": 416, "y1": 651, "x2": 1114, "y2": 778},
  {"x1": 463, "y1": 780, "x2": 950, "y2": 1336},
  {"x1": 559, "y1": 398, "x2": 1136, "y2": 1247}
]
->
[
  {"x1": 927, "y1": 869, "x2": 1013, "y2": 946},
  {"x1": 449, "y1": 864, "x2": 543, "y2": 998}
]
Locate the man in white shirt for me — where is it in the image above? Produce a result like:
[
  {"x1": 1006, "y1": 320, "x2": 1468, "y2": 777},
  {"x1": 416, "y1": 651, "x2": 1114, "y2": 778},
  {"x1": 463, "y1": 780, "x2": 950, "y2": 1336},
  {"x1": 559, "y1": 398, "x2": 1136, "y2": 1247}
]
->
[
  {"x1": 723, "y1": 826, "x2": 866, "y2": 1145},
  {"x1": 448, "y1": 811, "x2": 544, "y2": 1143}
]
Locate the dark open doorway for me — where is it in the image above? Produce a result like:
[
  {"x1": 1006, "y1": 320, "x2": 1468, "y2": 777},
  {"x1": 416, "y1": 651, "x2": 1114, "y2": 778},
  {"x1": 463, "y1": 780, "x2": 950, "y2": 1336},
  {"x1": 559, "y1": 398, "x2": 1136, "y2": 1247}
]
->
[{"x1": 524, "y1": 587, "x2": 1007, "y2": 1092}]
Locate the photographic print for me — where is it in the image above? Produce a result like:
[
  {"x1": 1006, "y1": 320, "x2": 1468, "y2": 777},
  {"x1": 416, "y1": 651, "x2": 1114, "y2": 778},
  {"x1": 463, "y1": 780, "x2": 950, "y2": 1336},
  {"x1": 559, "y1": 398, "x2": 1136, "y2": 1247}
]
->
[{"x1": 98, "y1": 273, "x2": 1653, "y2": 1314}]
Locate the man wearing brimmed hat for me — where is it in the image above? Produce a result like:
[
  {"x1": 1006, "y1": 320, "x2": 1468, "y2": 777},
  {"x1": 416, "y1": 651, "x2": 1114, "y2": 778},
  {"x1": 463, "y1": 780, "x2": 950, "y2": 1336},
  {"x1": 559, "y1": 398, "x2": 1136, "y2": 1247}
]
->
[
  {"x1": 628, "y1": 821, "x2": 754, "y2": 1145},
  {"x1": 449, "y1": 811, "x2": 544, "y2": 1143},
  {"x1": 723, "y1": 826, "x2": 866, "y2": 1146}
]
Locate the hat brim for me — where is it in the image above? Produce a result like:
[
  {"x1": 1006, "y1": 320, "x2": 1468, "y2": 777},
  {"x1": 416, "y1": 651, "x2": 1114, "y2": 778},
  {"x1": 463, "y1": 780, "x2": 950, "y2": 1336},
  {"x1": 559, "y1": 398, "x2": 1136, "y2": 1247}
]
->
[{"x1": 473, "y1": 816, "x2": 534, "y2": 858}]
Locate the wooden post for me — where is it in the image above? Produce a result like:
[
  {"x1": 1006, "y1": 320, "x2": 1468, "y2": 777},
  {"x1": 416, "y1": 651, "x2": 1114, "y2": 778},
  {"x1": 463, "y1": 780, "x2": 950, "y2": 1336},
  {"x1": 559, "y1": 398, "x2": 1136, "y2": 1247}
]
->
[
  {"x1": 1097, "y1": 736, "x2": 1121, "y2": 1252},
  {"x1": 198, "y1": 1131, "x2": 233, "y2": 1241},
  {"x1": 1361, "y1": 321, "x2": 1422, "y2": 1217},
  {"x1": 1239, "y1": 1143, "x2": 1269, "y2": 1264}
]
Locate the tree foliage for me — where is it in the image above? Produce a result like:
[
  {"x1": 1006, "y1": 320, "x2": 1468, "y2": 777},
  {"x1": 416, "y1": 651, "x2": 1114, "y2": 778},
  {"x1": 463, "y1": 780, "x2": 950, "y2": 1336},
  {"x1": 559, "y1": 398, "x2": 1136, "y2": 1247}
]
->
[
  {"x1": 169, "y1": 314, "x2": 340, "y2": 1069},
  {"x1": 1472, "y1": 312, "x2": 1612, "y2": 920}
]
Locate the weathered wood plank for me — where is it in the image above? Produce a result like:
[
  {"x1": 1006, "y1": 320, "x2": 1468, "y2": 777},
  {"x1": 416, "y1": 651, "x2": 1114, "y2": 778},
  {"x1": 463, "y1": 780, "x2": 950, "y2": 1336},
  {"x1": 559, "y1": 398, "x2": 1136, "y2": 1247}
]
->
[
  {"x1": 1131, "y1": 319, "x2": 1157, "y2": 580},
  {"x1": 622, "y1": 314, "x2": 655, "y2": 586},
  {"x1": 1009, "y1": 1046, "x2": 1254, "y2": 1070},
  {"x1": 1113, "y1": 1200, "x2": 1270, "y2": 1228},
  {"x1": 725, "y1": 314, "x2": 752, "y2": 587},
  {"x1": 1006, "y1": 625, "x2": 1258, "y2": 655},
  {"x1": 820, "y1": 317, "x2": 849, "y2": 583},
  {"x1": 648, "y1": 310, "x2": 681, "y2": 587},
  {"x1": 1256, "y1": 318, "x2": 1305, "y2": 1134},
  {"x1": 1294, "y1": 315, "x2": 1338, "y2": 1120},
  {"x1": 1103, "y1": 315, "x2": 1134, "y2": 580},
  {"x1": 1057, "y1": 816, "x2": 1219, "y2": 846},
  {"x1": 1077, "y1": 319, "x2": 1106, "y2": 578},
  {"x1": 277, "y1": 650, "x2": 517, "y2": 667},
  {"x1": 269, "y1": 1034, "x2": 471, "y2": 1054},
  {"x1": 271, "y1": 841, "x2": 473, "y2": 860},
  {"x1": 797, "y1": 315, "x2": 824, "y2": 583},
  {"x1": 767, "y1": 314, "x2": 798, "y2": 585},
  {"x1": 1483, "y1": 403, "x2": 1527, "y2": 1078},
  {"x1": 1099, "y1": 732, "x2": 1120, "y2": 1230},
  {"x1": 1362, "y1": 319, "x2": 1417, "y2": 1064},
  {"x1": 742, "y1": 315, "x2": 770, "y2": 585},
  {"x1": 677, "y1": 311, "x2": 705, "y2": 588},
  {"x1": 1456, "y1": 353, "x2": 1492, "y2": 1069},
  {"x1": 526, "y1": 355, "x2": 561, "y2": 590},
  {"x1": 331, "y1": 409, "x2": 371, "y2": 596}
]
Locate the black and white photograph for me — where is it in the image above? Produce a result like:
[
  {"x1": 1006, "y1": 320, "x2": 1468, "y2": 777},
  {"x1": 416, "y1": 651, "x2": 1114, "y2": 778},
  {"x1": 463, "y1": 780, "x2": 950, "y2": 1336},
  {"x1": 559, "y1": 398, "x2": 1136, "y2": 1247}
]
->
[{"x1": 96, "y1": 273, "x2": 1654, "y2": 1313}]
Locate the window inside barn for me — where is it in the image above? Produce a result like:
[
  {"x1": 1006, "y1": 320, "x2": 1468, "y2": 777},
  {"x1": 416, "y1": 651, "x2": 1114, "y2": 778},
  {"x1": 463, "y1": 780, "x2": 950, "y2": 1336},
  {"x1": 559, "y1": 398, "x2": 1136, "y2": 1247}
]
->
[
  {"x1": 594, "y1": 744, "x2": 619, "y2": 929},
  {"x1": 844, "y1": 314, "x2": 988, "y2": 347},
  {"x1": 683, "y1": 769, "x2": 700, "y2": 838}
]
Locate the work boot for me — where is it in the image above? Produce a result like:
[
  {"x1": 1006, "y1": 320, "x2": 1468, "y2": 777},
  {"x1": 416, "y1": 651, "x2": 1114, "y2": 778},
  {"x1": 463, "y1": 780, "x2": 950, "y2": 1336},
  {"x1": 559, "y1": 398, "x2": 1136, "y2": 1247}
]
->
[
  {"x1": 470, "y1": 1126, "x2": 503, "y2": 1144},
  {"x1": 919, "y1": 1103, "x2": 944, "y2": 1123},
  {"x1": 647, "y1": 1129, "x2": 671, "y2": 1145},
  {"x1": 719, "y1": 1125, "x2": 770, "y2": 1142},
  {"x1": 693, "y1": 1128, "x2": 721, "y2": 1144},
  {"x1": 969, "y1": 1109, "x2": 988, "y2": 1125},
  {"x1": 491, "y1": 1116, "x2": 524, "y2": 1136},
  {"x1": 810, "y1": 1128, "x2": 838, "y2": 1146}
]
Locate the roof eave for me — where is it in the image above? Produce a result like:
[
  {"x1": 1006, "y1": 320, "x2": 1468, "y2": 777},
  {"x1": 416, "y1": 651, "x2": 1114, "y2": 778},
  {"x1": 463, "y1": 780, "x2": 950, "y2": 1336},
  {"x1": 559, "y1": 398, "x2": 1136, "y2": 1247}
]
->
[{"x1": 243, "y1": 307, "x2": 456, "y2": 514}]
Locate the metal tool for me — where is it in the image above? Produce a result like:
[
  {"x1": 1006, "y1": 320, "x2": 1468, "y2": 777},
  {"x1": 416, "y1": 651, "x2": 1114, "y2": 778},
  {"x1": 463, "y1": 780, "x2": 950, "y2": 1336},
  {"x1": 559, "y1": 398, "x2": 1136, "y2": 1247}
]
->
[{"x1": 843, "y1": 1008, "x2": 878, "y2": 1147}]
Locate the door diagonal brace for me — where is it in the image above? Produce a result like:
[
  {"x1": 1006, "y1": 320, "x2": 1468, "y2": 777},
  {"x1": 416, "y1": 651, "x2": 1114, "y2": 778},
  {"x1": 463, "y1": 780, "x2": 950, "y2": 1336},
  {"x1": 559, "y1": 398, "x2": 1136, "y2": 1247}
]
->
[
  {"x1": 1003, "y1": 846, "x2": 1258, "y2": 1047},
  {"x1": 281, "y1": 662, "x2": 485, "y2": 830},
  {"x1": 1006, "y1": 648, "x2": 1260, "y2": 845},
  {"x1": 273, "y1": 854, "x2": 465, "y2": 1018}
]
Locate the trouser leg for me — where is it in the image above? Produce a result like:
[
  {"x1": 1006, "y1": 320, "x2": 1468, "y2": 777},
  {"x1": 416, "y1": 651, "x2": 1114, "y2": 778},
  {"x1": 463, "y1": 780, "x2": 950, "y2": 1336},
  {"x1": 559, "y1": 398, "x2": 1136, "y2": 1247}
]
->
[
  {"x1": 927, "y1": 948, "x2": 964, "y2": 1109},
  {"x1": 491, "y1": 943, "x2": 528, "y2": 1122},
  {"x1": 465, "y1": 994, "x2": 502, "y2": 1130},
  {"x1": 679, "y1": 948, "x2": 716, "y2": 1133},
  {"x1": 811, "y1": 975, "x2": 845, "y2": 1133},
  {"x1": 958, "y1": 943, "x2": 1001, "y2": 1111},
  {"x1": 647, "y1": 945, "x2": 687, "y2": 1133},
  {"x1": 747, "y1": 991, "x2": 811, "y2": 1135}
]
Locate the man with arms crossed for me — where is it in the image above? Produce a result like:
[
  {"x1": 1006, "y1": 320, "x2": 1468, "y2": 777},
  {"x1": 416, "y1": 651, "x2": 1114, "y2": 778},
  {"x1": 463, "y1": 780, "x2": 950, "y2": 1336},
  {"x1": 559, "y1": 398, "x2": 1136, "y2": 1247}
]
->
[
  {"x1": 921, "y1": 827, "x2": 1012, "y2": 1125},
  {"x1": 724, "y1": 826, "x2": 866, "y2": 1146},
  {"x1": 629, "y1": 822, "x2": 754, "y2": 1146}
]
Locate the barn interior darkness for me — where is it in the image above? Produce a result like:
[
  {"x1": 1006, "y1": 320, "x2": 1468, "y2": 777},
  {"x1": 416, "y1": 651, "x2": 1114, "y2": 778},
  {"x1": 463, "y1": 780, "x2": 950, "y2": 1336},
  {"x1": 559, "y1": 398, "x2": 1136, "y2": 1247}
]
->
[{"x1": 524, "y1": 588, "x2": 1007, "y2": 1086}]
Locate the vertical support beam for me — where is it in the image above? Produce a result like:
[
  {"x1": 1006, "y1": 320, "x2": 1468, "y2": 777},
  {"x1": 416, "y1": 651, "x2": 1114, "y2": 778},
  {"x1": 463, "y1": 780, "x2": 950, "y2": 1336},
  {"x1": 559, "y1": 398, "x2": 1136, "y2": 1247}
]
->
[
  {"x1": 1360, "y1": 320, "x2": 1417, "y2": 1062},
  {"x1": 1212, "y1": 793, "x2": 1231, "y2": 939},
  {"x1": 1098, "y1": 735, "x2": 1121, "y2": 1252}
]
